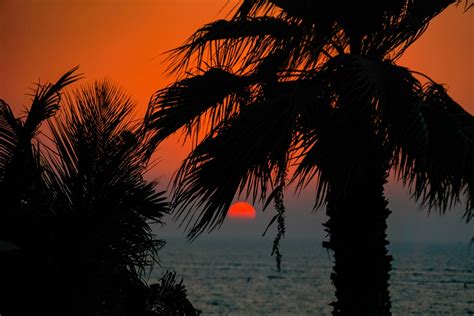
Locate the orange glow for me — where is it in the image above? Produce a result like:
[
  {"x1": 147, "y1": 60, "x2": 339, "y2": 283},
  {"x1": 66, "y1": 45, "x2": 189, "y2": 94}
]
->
[
  {"x1": 0, "y1": 1, "x2": 471, "y2": 190},
  {"x1": 228, "y1": 202, "x2": 256, "y2": 219}
]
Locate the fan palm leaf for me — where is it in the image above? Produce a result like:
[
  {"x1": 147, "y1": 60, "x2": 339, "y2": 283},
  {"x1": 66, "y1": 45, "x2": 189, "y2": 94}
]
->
[
  {"x1": 410, "y1": 84, "x2": 474, "y2": 217},
  {"x1": 145, "y1": 68, "x2": 252, "y2": 148},
  {"x1": 166, "y1": 17, "x2": 299, "y2": 73}
]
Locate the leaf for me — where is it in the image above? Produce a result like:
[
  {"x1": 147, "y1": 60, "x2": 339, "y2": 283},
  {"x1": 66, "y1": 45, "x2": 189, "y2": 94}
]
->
[{"x1": 145, "y1": 68, "x2": 251, "y2": 152}]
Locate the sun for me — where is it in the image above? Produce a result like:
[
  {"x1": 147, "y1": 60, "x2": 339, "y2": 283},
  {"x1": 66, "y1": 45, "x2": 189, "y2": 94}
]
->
[{"x1": 227, "y1": 201, "x2": 256, "y2": 219}]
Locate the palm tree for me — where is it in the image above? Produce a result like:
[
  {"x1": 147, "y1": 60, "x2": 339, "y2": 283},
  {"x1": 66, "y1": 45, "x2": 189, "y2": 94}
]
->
[
  {"x1": 0, "y1": 67, "x2": 80, "y2": 249},
  {"x1": 43, "y1": 79, "x2": 172, "y2": 314},
  {"x1": 145, "y1": 1, "x2": 473, "y2": 314},
  {"x1": 0, "y1": 67, "x2": 81, "y2": 314},
  {"x1": 0, "y1": 72, "x2": 199, "y2": 315}
]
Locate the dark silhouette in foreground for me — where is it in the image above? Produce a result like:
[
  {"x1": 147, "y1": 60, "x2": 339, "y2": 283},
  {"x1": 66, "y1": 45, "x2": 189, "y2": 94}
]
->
[
  {"x1": 0, "y1": 70, "x2": 199, "y2": 315},
  {"x1": 145, "y1": 1, "x2": 473, "y2": 314}
]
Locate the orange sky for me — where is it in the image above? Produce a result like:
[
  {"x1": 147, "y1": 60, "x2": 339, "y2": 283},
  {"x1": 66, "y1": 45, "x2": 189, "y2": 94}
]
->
[
  {"x1": 1, "y1": 1, "x2": 471, "y2": 110},
  {"x1": 1, "y1": 0, "x2": 472, "y2": 179},
  {"x1": 0, "y1": 1, "x2": 473, "y2": 240}
]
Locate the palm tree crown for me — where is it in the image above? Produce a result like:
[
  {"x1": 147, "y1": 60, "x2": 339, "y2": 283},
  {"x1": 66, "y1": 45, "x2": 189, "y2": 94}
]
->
[{"x1": 146, "y1": 0, "x2": 473, "y2": 237}]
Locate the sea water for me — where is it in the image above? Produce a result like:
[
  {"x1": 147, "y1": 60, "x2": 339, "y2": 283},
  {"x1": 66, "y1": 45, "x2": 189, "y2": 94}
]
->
[{"x1": 155, "y1": 238, "x2": 473, "y2": 315}]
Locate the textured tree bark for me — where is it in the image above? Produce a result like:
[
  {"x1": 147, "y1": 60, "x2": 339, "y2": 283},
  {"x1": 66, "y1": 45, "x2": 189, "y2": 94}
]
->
[{"x1": 324, "y1": 159, "x2": 393, "y2": 315}]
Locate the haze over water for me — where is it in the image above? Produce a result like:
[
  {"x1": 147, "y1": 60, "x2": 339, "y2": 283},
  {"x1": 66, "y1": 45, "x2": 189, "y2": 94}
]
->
[{"x1": 156, "y1": 237, "x2": 474, "y2": 315}]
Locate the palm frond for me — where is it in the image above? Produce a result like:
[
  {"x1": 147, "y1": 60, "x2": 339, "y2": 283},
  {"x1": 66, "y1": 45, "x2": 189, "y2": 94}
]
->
[
  {"x1": 0, "y1": 67, "x2": 80, "y2": 178},
  {"x1": 407, "y1": 83, "x2": 473, "y2": 219},
  {"x1": 145, "y1": 68, "x2": 252, "y2": 150},
  {"x1": 364, "y1": 0, "x2": 457, "y2": 59},
  {"x1": 166, "y1": 17, "x2": 297, "y2": 74},
  {"x1": 234, "y1": 1, "x2": 457, "y2": 60},
  {"x1": 0, "y1": 100, "x2": 20, "y2": 177},
  {"x1": 0, "y1": 67, "x2": 80, "y2": 219},
  {"x1": 316, "y1": 56, "x2": 427, "y2": 168},
  {"x1": 252, "y1": 1, "x2": 320, "y2": 21},
  {"x1": 23, "y1": 66, "x2": 81, "y2": 139},
  {"x1": 172, "y1": 90, "x2": 298, "y2": 238},
  {"x1": 292, "y1": 56, "x2": 431, "y2": 209},
  {"x1": 235, "y1": 0, "x2": 274, "y2": 18},
  {"x1": 166, "y1": 4, "x2": 344, "y2": 78},
  {"x1": 325, "y1": 56, "x2": 473, "y2": 216}
]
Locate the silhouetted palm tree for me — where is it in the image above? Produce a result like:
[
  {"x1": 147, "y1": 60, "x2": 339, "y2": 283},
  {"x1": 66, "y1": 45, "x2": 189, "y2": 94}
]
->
[
  {"x1": 0, "y1": 67, "x2": 81, "y2": 314},
  {"x1": 43, "y1": 79, "x2": 172, "y2": 314},
  {"x1": 0, "y1": 67, "x2": 80, "y2": 250},
  {"x1": 145, "y1": 1, "x2": 473, "y2": 314},
  {"x1": 0, "y1": 72, "x2": 199, "y2": 315}
]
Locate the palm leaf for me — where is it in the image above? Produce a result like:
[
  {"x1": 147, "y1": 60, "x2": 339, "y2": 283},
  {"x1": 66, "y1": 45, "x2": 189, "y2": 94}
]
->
[
  {"x1": 304, "y1": 55, "x2": 472, "y2": 215},
  {"x1": 166, "y1": 17, "x2": 298, "y2": 74},
  {"x1": 166, "y1": 7, "x2": 340, "y2": 78},
  {"x1": 234, "y1": 1, "x2": 460, "y2": 61},
  {"x1": 408, "y1": 83, "x2": 474, "y2": 219},
  {"x1": 23, "y1": 66, "x2": 81, "y2": 139},
  {"x1": 0, "y1": 67, "x2": 80, "y2": 177},
  {"x1": 0, "y1": 67, "x2": 80, "y2": 218},
  {"x1": 0, "y1": 100, "x2": 20, "y2": 177},
  {"x1": 145, "y1": 68, "x2": 252, "y2": 150},
  {"x1": 172, "y1": 90, "x2": 298, "y2": 238},
  {"x1": 366, "y1": 0, "x2": 457, "y2": 59}
]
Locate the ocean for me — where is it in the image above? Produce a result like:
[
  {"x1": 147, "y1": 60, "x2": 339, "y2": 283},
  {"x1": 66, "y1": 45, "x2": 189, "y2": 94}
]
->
[{"x1": 155, "y1": 238, "x2": 473, "y2": 315}]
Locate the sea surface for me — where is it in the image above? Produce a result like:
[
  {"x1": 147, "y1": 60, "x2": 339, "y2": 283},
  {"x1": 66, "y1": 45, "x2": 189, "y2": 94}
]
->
[{"x1": 154, "y1": 238, "x2": 473, "y2": 315}]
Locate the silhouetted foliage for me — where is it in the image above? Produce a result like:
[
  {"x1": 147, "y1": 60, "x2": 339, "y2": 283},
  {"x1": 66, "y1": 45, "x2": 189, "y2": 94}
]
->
[
  {"x1": 144, "y1": 271, "x2": 201, "y2": 315},
  {"x1": 0, "y1": 71, "x2": 199, "y2": 315},
  {"x1": 146, "y1": 0, "x2": 473, "y2": 314},
  {"x1": 262, "y1": 170, "x2": 287, "y2": 271},
  {"x1": 43, "y1": 80, "x2": 170, "y2": 314}
]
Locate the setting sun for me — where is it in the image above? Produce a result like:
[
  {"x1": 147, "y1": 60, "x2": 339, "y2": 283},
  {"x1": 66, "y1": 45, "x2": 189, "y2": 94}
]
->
[{"x1": 227, "y1": 202, "x2": 256, "y2": 219}]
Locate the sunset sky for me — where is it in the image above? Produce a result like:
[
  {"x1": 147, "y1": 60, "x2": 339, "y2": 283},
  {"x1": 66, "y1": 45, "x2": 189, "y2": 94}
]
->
[{"x1": 1, "y1": 0, "x2": 472, "y2": 241}]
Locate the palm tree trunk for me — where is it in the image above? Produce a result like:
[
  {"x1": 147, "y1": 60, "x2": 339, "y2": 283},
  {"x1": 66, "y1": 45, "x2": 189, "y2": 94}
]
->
[{"x1": 323, "y1": 159, "x2": 392, "y2": 315}]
